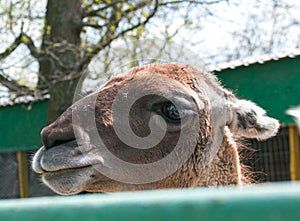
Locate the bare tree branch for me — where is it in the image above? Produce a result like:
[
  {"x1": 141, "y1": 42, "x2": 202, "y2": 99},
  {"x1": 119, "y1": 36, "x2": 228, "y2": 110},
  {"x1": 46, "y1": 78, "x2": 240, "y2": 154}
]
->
[
  {"x1": 0, "y1": 72, "x2": 34, "y2": 96},
  {"x1": 82, "y1": 0, "x2": 126, "y2": 18},
  {"x1": 0, "y1": 33, "x2": 41, "y2": 60},
  {"x1": 79, "y1": 0, "x2": 159, "y2": 70},
  {"x1": 0, "y1": 35, "x2": 22, "y2": 60},
  {"x1": 81, "y1": 1, "x2": 153, "y2": 29},
  {"x1": 159, "y1": 0, "x2": 227, "y2": 7},
  {"x1": 81, "y1": 22, "x2": 105, "y2": 29},
  {"x1": 20, "y1": 33, "x2": 42, "y2": 59}
]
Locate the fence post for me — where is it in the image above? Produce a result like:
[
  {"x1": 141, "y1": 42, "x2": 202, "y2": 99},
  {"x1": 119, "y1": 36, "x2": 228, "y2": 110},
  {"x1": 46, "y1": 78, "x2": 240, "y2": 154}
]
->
[
  {"x1": 16, "y1": 151, "x2": 29, "y2": 198},
  {"x1": 289, "y1": 124, "x2": 300, "y2": 180}
]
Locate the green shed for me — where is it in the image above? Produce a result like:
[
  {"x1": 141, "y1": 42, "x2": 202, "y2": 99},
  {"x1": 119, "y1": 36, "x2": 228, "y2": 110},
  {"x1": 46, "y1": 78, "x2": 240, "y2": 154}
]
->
[
  {"x1": 212, "y1": 50, "x2": 300, "y2": 125},
  {"x1": 211, "y1": 49, "x2": 300, "y2": 182},
  {"x1": 0, "y1": 99, "x2": 48, "y2": 153}
]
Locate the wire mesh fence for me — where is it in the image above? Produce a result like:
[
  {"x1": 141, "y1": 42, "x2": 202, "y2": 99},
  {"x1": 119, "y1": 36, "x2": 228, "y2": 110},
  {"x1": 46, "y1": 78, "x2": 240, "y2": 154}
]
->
[
  {"x1": 0, "y1": 152, "x2": 20, "y2": 199},
  {"x1": 244, "y1": 126, "x2": 291, "y2": 182},
  {"x1": 0, "y1": 151, "x2": 56, "y2": 199},
  {"x1": 0, "y1": 126, "x2": 298, "y2": 199}
]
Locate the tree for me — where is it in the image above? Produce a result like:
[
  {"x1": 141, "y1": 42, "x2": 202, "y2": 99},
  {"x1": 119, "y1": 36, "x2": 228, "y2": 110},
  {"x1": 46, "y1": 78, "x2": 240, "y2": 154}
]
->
[
  {"x1": 196, "y1": 0, "x2": 300, "y2": 62},
  {"x1": 0, "y1": 0, "x2": 226, "y2": 123}
]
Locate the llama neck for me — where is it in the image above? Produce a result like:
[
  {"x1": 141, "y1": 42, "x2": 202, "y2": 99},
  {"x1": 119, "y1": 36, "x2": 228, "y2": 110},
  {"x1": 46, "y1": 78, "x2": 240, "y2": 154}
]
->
[{"x1": 196, "y1": 128, "x2": 243, "y2": 186}]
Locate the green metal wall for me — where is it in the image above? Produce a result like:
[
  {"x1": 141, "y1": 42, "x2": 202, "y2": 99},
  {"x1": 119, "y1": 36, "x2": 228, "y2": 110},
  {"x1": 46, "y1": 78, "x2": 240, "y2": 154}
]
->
[
  {"x1": 0, "y1": 182, "x2": 299, "y2": 221},
  {"x1": 216, "y1": 56, "x2": 300, "y2": 124},
  {"x1": 0, "y1": 101, "x2": 48, "y2": 152}
]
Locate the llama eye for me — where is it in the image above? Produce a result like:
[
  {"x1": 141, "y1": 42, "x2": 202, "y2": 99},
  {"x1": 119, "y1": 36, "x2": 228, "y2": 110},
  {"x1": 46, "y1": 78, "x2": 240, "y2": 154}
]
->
[{"x1": 161, "y1": 103, "x2": 182, "y2": 122}]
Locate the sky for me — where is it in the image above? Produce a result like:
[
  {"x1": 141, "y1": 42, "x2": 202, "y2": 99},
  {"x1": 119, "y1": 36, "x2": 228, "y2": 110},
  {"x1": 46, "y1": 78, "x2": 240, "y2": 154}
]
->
[{"x1": 171, "y1": 0, "x2": 300, "y2": 63}]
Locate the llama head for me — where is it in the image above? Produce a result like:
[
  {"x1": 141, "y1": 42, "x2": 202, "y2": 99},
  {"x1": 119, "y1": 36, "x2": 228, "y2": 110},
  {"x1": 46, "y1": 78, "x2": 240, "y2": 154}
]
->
[{"x1": 32, "y1": 63, "x2": 279, "y2": 195}]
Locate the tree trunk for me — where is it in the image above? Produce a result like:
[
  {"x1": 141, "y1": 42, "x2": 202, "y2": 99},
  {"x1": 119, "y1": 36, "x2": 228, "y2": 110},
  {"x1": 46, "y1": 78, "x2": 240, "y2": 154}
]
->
[{"x1": 38, "y1": 0, "x2": 82, "y2": 124}]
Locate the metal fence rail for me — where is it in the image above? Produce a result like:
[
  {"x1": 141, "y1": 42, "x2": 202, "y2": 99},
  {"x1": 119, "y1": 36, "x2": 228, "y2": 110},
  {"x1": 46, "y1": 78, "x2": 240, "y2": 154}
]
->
[
  {"x1": 289, "y1": 125, "x2": 300, "y2": 180},
  {"x1": 246, "y1": 126, "x2": 291, "y2": 182},
  {"x1": 0, "y1": 182, "x2": 299, "y2": 221}
]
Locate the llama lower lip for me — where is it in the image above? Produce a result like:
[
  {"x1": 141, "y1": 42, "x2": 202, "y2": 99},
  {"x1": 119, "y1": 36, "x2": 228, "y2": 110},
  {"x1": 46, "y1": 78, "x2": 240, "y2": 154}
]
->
[
  {"x1": 41, "y1": 167, "x2": 92, "y2": 195},
  {"x1": 41, "y1": 166, "x2": 110, "y2": 195}
]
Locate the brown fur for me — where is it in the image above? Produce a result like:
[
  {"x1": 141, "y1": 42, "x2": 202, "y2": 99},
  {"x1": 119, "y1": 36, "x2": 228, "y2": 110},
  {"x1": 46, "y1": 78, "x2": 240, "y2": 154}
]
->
[{"x1": 32, "y1": 63, "x2": 279, "y2": 195}]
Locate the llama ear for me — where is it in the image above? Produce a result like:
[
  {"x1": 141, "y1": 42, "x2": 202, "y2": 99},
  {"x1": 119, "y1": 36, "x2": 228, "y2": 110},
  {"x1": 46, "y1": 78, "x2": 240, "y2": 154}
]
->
[{"x1": 227, "y1": 99, "x2": 279, "y2": 140}]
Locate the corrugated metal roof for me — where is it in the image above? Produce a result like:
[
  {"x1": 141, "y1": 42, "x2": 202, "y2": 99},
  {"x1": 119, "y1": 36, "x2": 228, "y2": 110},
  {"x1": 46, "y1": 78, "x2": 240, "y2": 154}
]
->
[
  {"x1": 0, "y1": 94, "x2": 49, "y2": 107},
  {"x1": 207, "y1": 48, "x2": 300, "y2": 72}
]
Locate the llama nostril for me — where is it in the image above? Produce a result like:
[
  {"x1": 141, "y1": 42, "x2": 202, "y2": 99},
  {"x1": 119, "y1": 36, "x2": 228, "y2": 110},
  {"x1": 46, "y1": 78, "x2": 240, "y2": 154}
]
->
[
  {"x1": 41, "y1": 127, "x2": 53, "y2": 149},
  {"x1": 41, "y1": 123, "x2": 76, "y2": 149}
]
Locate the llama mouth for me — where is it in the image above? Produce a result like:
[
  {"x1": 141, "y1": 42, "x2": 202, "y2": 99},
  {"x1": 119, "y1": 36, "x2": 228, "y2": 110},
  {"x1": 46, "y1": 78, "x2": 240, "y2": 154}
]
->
[
  {"x1": 32, "y1": 145, "x2": 109, "y2": 195},
  {"x1": 41, "y1": 165, "x2": 110, "y2": 195},
  {"x1": 32, "y1": 143, "x2": 105, "y2": 174}
]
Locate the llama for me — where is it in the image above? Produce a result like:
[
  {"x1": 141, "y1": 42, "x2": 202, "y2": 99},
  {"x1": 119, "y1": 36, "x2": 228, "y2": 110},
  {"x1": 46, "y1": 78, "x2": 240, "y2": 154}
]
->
[{"x1": 32, "y1": 63, "x2": 279, "y2": 195}]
